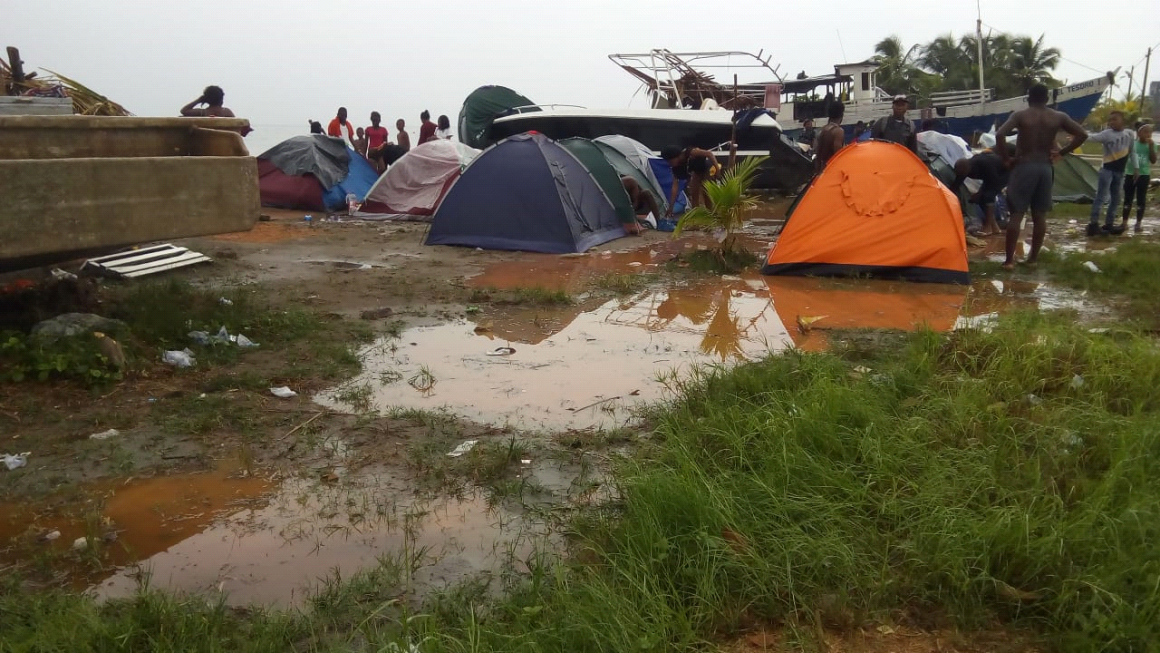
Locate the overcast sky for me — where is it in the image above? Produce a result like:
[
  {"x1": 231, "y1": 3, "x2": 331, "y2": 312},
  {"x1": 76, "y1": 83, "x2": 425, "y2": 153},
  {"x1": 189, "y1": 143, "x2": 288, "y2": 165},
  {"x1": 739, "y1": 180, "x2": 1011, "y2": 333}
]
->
[{"x1": 9, "y1": 0, "x2": 1159, "y2": 133}]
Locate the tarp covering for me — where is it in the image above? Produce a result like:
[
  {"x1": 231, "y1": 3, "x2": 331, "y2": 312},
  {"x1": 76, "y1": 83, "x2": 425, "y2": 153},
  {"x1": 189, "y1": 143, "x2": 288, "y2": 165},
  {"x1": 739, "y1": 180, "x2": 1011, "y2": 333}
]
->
[
  {"x1": 593, "y1": 135, "x2": 669, "y2": 212},
  {"x1": 258, "y1": 135, "x2": 350, "y2": 190},
  {"x1": 427, "y1": 132, "x2": 625, "y2": 254},
  {"x1": 322, "y1": 151, "x2": 379, "y2": 210},
  {"x1": 917, "y1": 131, "x2": 972, "y2": 169},
  {"x1": 559, "y1": 138, "x2": 636, "y2": 225},
  {"x1": 763, "y1": 141, "x2": 969, "y2": 284},
  {"x1": 257, "y1": 136, "x2": 379, "y2": 211},
  {"x1": 1052, "y1": 154, "x2": 1100, "y2": 203},
  {"x1": 363, "y1": 140, "x2": 480, "y2": 216},
  {"x1": 458, "y1": 85, "x2": 537, "y2": 149}
]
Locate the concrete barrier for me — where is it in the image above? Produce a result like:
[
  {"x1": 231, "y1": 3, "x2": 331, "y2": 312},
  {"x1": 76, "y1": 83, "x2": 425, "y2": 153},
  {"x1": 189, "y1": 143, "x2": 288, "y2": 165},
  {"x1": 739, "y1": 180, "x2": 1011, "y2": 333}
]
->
[{"x1": 0, "y1": 116, "x2": 260, "y2": 272}]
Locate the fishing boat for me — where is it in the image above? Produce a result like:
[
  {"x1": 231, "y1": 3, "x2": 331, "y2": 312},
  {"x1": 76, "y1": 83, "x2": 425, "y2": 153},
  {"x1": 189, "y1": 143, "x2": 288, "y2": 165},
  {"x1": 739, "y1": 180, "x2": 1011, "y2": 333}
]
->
[{"x1": 599, "y1": 49, "x2": 1111, "y2": 142}]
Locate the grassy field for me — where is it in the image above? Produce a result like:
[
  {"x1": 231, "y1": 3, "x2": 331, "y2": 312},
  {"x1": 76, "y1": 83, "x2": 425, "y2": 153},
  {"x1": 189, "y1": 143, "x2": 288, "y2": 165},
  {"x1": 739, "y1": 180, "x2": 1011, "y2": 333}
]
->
[{"x1": 4, "y1": 309, "x2": 1159, "y2": 652}]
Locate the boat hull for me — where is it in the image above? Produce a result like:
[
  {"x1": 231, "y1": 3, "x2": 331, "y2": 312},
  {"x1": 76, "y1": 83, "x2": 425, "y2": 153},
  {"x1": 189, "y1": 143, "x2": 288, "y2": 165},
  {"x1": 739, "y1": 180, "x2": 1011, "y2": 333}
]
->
[{"x1": 490, "y1": 110, "x2": 812, "y2": 190}]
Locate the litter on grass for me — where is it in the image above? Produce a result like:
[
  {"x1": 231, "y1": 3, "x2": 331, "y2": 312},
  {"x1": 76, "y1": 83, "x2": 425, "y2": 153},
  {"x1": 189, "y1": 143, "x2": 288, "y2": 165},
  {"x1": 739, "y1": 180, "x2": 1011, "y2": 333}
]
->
[
  {"x1": 3, "y1": 453, "x2": 29, "y2": 471},
  {"x1": 162, "y1": 349, "x2": 196, "y2": 368},
  {"x1": 447, "y1": 440, "x2": 478, "y2": 457},
  {"x1": 89, "y1": 429, "x2": 120, "y2": 441},
  {"x1": 269, "y1": 387, "x2": 298, "y2": 399}
]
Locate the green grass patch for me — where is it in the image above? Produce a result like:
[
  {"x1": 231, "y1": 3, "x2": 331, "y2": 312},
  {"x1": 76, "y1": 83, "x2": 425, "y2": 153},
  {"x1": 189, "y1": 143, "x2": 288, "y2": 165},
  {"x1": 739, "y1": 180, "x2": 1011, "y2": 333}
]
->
[
  {"x1": 593, "y1": 273, "x2": 651, "y2": 295},
  {"x1": 469, "y1": 286, "x2": 572, "y2": 306},
  {"x1": 7, "y1": 313, "x2": 1160, "y2": 651},
  {"x1": 675, "y1": 248, "x2": 759, "y2": 275},
  {"x1": 1041, "y1": 239, "x2": 1160, "y2": 324}
]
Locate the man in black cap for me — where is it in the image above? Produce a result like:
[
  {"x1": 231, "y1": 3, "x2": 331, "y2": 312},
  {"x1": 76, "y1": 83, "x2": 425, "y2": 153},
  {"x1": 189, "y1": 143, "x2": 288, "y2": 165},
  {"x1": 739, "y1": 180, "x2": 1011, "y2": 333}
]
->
[{"x1": 871, "y1": 95, "x2": 917, "y2": 153}]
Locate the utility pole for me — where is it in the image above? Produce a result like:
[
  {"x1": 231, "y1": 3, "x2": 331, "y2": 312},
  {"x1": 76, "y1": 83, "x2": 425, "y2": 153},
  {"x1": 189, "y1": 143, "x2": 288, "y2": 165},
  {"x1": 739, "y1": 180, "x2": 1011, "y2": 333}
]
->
[
  {"x1": 1140, "y1": 47, "x2": 1152, "y2": 117},
  {"x1": 976, "y1": 0, "x2": 986, "y2": 106},
  {"x1": 1126, "y1": 66, "x2": 1135, "y2": 104}
]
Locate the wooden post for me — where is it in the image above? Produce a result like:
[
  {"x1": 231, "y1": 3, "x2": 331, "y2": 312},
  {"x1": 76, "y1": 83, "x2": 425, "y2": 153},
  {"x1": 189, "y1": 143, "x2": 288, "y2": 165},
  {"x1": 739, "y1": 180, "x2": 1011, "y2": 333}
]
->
[
  {"x1": 729, "y1": 74, "x2": 738, "y2": 170},
  {"x1": 1140, "y1": 47, "x2": 1152, "y2": 117},
  {"x1": 6, "y1": 47, "x2": 26, "y2": 96}
]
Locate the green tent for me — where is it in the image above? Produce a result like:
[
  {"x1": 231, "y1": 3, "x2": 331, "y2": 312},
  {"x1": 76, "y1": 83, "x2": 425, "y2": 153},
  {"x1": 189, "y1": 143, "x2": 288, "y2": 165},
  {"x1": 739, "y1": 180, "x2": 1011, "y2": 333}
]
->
[
  {"x1": 593, "y1": 140, "x2": 667, "y2": 213},
  {"x1": 1053, "y1": 154, "x2": 1099, "y2": 203},
  {"x1": 558, "y1": 138, "x2": 636, "y2": 225},
  {"x1": 458, "y1": 86, "x2": 537, "y2": 150}
]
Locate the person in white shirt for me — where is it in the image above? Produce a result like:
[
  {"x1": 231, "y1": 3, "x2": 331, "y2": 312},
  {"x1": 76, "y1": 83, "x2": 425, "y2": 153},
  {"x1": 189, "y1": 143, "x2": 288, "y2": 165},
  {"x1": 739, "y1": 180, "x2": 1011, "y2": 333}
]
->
[{"x1": 435, "y1": 115, "x2": 453, "y2": 140}]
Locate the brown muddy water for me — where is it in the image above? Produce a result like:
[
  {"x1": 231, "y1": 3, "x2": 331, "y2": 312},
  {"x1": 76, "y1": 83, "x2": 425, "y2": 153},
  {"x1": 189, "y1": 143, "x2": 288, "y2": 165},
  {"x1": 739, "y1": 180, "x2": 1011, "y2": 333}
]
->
[
  {"x1": 1, "y1": 242, "x2": 1098, "y2": 606},
  {"x1": 1, "y1": 455, "x2": 573, "y2": 606},
  {"x1": 320, "y1": 248, "x2": 1091, "y2": 431}
]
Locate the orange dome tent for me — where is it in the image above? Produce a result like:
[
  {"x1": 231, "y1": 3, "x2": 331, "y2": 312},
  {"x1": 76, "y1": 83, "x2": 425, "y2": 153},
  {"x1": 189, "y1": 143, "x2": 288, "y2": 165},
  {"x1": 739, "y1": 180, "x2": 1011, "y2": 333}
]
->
[{"x1": 762, "y1": 141, "x2": 969, "y2": 284}]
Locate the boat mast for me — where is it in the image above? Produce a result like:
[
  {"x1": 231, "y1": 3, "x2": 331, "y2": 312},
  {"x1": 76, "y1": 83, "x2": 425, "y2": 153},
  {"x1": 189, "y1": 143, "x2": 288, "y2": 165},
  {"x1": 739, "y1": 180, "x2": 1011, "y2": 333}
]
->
[{"x1": 976, "y1": 0, "x2": 986, "y2": 107}]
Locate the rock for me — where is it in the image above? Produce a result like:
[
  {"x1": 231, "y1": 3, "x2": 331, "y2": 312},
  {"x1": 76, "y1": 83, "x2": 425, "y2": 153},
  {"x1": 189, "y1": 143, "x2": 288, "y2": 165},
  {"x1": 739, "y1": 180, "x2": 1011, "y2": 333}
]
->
[
  {"x1": 31, "y1": 313, "x2": 126, "y2": 340},
  {"x1": 359, "y1": 307, "x2": 394, "y2": 320}
]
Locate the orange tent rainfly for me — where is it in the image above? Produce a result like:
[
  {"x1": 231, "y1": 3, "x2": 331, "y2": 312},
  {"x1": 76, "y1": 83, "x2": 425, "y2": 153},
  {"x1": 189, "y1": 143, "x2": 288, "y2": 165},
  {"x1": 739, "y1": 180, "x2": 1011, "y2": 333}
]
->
[{"x1": 762, "y1": 141, "x2": 969, "y2": 284}]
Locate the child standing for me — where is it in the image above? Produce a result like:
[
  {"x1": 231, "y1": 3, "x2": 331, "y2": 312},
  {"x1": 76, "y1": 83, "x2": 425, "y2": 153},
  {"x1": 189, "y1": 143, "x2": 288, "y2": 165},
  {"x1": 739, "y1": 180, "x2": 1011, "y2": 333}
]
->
[{"x1": 1122, "y1": 124, "x2": 1157, "y2": 232}]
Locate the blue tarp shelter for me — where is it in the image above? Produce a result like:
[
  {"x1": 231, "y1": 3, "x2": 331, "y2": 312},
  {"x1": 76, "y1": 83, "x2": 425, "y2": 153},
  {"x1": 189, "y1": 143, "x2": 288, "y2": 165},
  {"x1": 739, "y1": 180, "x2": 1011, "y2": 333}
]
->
[{"x1": 426, "y1": 132, "x2": 625, "y2": 254}]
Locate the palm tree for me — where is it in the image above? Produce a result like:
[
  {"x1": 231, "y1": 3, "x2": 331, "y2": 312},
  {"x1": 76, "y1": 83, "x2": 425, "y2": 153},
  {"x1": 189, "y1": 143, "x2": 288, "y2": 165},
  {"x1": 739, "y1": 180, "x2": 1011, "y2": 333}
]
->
[
  {"x1": 675, "y1": 156, "x2": 767, "y2": 259},
  {"x1": 873, "y1": 36, "x2": 921, "y2": 95},
  {"x1": 1008, "y1": 35, "x2": 1061, "y2": 91},
  {"x1": 919, "y1": 34, "x2": 975, "y2": 91}
]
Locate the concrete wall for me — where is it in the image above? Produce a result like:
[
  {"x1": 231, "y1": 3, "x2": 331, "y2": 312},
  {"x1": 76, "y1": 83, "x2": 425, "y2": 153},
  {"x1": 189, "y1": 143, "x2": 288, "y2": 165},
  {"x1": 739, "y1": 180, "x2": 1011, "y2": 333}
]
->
[
  {"x1": 0, "y1": 156, "x2": 259, "y2": 270},
  {"x1": 0, "y1": 116, "x2": 259, "y2": 272}
]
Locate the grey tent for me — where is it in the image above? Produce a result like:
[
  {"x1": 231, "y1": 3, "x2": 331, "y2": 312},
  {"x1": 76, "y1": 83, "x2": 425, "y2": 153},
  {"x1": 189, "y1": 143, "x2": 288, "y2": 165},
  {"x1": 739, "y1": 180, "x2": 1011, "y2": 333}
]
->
[
  {"x1": 426, "y1": 133, "x2": 626, "y2": 254},
  {"x1": 592, "y1": 140, "x2": 668, "y2": 214}
]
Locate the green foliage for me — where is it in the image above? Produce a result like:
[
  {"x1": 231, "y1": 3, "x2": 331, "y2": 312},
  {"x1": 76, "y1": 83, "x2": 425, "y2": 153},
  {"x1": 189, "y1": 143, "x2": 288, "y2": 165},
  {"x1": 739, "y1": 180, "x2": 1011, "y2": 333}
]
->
[
  {"x1": 874, "y1": 31, "x2": 1062, "y2": 100},
  {"x1": 675, "y1": 156, "x2": 767, "y2": 257},
  {"x1": 1084, "y1": 97, "x2": 1142, "y2": 130},
  {"x1": 0, "y1": 331, "x2": 121, "y2": 385}
]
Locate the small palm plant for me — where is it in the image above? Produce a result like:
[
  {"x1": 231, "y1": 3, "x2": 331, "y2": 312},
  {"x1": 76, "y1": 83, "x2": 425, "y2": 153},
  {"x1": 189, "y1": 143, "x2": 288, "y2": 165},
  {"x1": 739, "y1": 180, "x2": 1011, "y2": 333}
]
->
[{"x1": 674, "y1": 155, "x2": 768, "y2": 261}]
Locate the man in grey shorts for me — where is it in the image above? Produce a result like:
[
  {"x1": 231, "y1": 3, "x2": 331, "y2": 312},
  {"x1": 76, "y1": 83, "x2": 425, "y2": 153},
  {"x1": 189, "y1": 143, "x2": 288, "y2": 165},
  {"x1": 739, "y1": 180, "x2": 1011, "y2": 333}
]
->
[{"x1": 995, "y1": 84, "x2": 1088, "y2": 270}]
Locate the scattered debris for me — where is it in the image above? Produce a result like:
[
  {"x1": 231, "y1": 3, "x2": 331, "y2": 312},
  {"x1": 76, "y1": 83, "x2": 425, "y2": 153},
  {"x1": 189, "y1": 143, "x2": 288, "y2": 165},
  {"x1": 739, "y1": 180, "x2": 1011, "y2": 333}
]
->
[
  {"x1": 628, "y1": 261, "x2": 643, "y2": 267},
  {"x1": 486, "y1": 346, "x2": 517, "y2": 356},
  {"x1": 50, "y1": 268, "x2": 77, "y2": 281},
  {"x1": 162, "y1": 349, "x2": 196, "y2": 368},
  {"x1": 89, "y1": 428, "x2": 120, "y2": 441},
  {"x1": 2, "y1": 452, "x2": 29, "y2": 470},
  {"x1": 39, "y1": 530, "x2": 61, "y2": 543},
  {"x1": 954, "y1": 312, "x2": 998, "y2": 333},
  {"x1": 188, "y1": 326, "x2": 258, "y2": 348},
  {"x1": 1070, "y1": 374, "x2": 1085, "y2": 389},
  {"x1": 72, "y1": 537, "x2": 88, "y2": 551},
  {"x1": 876, "y1": 625, "x2": 896, "y2": 635},
  {"x1": 1082, "y1": 261, "x2": 1101, "y2": 273},
  {"x1": 269, "y1": 386, "x2": 298, "y2": 399},
  {"x1": 447, "y1": 440, "x2": 478, "y2": 457},
  {"x1": 795, "y1": 314, "x2": 828, "y2": 333},
  {"x1": 82, "y1": 244, "x2": 212, "y2": 278},
  {"x1": 465, "y1": 305, "x2": 481, "y2": 314},
  {"x1": 218, "y1": 297, "x2": 234, "y2": 306},
  {"x1": 93, "y1": 332, "x2": 127, "y2": 368},
  {"x1": 360, "y1": 307, "x2": 394, "y2": 320},
  {"x1": 31, "y1": 313, "x2": 127, "y2": 340}
]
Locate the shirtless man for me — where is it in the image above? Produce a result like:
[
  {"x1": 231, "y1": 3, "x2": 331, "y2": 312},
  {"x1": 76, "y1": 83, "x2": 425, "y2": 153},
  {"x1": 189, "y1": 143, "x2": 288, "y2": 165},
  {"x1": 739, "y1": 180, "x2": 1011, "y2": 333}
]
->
[
  {"x1": 180, "y1": 85, "x2": 234, "y2": 117},
  {"x1": 994, "y1": 84, "x2": 1087, "y2": 269},
  {"x1": 621, "y1": 176, "x2": 661, "y2": 234},
  {"x1": 815, "y1": 102, "x2": 845, "y2": 171}
]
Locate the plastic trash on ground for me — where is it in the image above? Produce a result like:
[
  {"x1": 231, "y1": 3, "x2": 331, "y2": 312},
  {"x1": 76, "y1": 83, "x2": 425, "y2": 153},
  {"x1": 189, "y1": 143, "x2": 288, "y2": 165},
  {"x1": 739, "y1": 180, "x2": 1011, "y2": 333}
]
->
[
  {"x1": 954, "y1": 312, "x2": 998, "y2": 333},
  {"x1": 89, "y1": 429, "x2": 120, "y2": 440},
  {"x1": 219, "y1": 297, "x2": 234, "y2": 306},
  {"x1": 486, "y1": 347, "x2": 517, "y2": 356},
  {"x1": 235, "y1": 334, "x2": 258, "y2": 348},
  {"x1": 447, "y1": 440, "x2": 478, "y2": 457},
  {"x1": 163, "y1": 349, "x2": 196, "y2": 368},
  {"x1": 1082, "y1": 261, "x2": 1101, "y2": 273},
  {"x1": 3, "y1": 453, "x2": 29, "y2": 470},
  {"x1": 269, "y1": 386, "x2": 298, "y2": 399}
]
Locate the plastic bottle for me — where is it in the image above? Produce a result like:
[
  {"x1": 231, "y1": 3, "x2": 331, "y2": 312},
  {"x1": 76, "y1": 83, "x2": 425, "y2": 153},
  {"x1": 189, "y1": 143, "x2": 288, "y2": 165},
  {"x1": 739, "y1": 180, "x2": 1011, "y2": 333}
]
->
[
  {"x1": 346, "y1": 193, "x2": 358, "y2": 216},
  {"x1": 304, "y1": 214, "x2": 313, "y2": 227}
]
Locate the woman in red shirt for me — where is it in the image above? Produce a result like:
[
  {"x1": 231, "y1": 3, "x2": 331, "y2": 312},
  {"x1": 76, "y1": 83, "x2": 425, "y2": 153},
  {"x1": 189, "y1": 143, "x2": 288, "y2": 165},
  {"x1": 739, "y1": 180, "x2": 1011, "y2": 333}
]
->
[{"x1": 365, "y1": 111, "x2": 390, "y2": 172}]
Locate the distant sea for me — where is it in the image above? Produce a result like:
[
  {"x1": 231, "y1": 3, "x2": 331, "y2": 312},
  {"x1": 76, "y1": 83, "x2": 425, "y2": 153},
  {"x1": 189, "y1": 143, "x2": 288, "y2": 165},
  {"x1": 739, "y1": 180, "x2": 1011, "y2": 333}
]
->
[{"x1": 242, "y1": 123, "x2": 315, "y2": 157}]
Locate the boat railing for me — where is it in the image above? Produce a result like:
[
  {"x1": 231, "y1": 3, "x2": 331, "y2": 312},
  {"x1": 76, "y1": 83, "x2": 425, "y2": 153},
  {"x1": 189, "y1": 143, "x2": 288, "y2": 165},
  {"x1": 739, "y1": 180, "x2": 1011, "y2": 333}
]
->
[
  {"x1": 504, "y1": 104, "x2": 587, "y2": 115},
  {"x1": 929, "y1": 88, "x2": 993, "y2": 106}
]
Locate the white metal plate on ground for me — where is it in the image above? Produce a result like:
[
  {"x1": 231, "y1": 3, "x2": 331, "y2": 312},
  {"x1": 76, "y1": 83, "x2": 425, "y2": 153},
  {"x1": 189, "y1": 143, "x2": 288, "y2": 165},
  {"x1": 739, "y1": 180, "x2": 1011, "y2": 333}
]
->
[{"x1": 82, "y1": 244, "x2": 211, "y2": 278}]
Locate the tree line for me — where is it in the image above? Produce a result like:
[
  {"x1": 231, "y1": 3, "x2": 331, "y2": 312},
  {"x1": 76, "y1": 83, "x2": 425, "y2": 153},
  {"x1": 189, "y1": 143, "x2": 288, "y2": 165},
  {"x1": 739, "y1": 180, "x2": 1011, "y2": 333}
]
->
[{"x1": 873, "y1": 32, "x2": 1062, "y2": 101}]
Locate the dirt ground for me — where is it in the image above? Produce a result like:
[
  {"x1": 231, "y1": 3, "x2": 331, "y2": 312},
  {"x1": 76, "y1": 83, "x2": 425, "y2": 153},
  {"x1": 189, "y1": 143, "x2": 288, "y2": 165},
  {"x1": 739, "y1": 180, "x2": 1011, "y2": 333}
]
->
[{"x1": 1, "y1": 199, "x2": 1153, "y2": 610}]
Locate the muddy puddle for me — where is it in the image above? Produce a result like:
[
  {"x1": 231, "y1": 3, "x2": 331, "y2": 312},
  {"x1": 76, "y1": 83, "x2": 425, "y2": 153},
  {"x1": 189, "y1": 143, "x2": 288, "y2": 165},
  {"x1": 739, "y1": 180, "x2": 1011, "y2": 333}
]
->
[
  {"x1": 1, "y1": 458, "x2": 565, "y2": 606},
  {"x1": 323, "y1": 251, "x2": 1087, "y2": 430}
]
